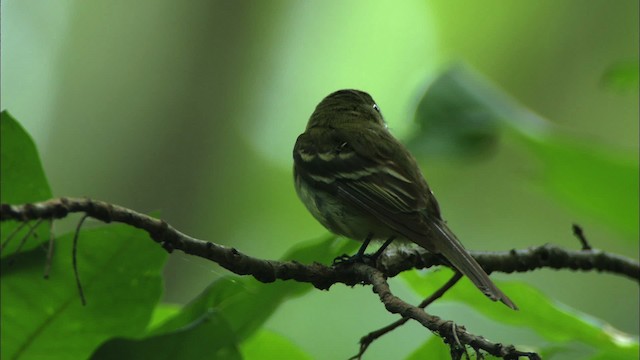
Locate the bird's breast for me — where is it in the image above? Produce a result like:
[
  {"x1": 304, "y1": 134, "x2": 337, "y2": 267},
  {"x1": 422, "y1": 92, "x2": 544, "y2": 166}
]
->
[{"x1": 294, "y1": 171, "x2": 397, "y2": 242}]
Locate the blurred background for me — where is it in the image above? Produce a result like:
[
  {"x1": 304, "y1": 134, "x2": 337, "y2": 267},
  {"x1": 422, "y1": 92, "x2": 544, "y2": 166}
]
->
[{"x1": 2, "y1": 1, "x2": 638, "y2": 359}]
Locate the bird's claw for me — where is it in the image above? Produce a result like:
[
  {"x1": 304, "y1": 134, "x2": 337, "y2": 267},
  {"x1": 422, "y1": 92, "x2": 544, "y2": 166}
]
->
[
  {"x1": 332, "y1": 254, "x2": 357, "y2": 265},
  {"x1": 332, "y1": 253, "x2": 376, "y2": 266}
]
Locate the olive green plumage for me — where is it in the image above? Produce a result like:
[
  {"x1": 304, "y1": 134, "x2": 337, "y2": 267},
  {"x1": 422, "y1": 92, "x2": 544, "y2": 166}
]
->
[{"x1": 293, "y1": 89, "x2": 516, "y2": 310}]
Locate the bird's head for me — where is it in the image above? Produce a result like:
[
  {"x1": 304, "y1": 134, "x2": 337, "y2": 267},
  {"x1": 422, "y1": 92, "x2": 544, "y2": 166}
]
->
[{"x1": 306, "y1": 89, "x2": 386, "y2": 130}]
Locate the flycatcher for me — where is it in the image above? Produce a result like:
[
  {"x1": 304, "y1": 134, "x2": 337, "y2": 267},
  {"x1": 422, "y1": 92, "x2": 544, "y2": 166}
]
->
[{"x1": 293, "y1": 89, "x2": 516, "y2": 310}]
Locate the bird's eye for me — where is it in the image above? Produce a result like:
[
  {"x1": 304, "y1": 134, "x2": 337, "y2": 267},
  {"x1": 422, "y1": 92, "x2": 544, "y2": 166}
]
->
[{"x1": 373, "y1": 104, "x2": 381, "y2": 113}]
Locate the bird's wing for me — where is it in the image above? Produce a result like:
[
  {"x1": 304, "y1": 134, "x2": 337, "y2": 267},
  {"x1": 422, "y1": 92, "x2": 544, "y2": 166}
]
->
[
  {"x1": 295, "y1": 127, "x2": 517, "y2": 309},
  {"x1": 294, "y1": 127, "x2": 438, "y2": 247}
]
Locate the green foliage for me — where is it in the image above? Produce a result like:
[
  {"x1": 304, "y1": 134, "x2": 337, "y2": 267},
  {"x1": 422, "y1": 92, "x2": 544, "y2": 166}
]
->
[
  {"x1": 146, "y1": 302, "x2": 181, "y2": 330},
  {"x1": 146, "y1": 235, "x2": 350, "y2": 339},
  {"x1": 1, "y1": 113, "x2": 167, "y2": 359},
  {"x1": 405, "y1": 336, "x2": 451, "y2": 360},
  {"x1": 600, "y1": 60, "x2": 640, "y2": 93},
  {"x1": 409, "y1": 66, "x2": 639, "y2": 238},
  {"x1": 403, "y1": 269, "x2": 639, "y2": 358},
  {"x1": 241, "y1": 330, "x2": 313, "y2": 360},
  {"x1": 1, "y1": 111, "x2": 52, "y2": 257},
  {"x1": 0, "y1": 111, "x2": 334, "y2": 359},
  {"x1": 1, "y1": 224, "x2": 167, "y2": 360},
  {"x1": 92, "y1": 310, "x2": 241, "y2": 360},
  {"x1": 520, "y1": 132, "x2": 639, "y2": 239},
  {"x1": 91, "y1": 235, "x2": 347, "y2": 359},
  {"x1": 408, "y1": 66, "x2": 501, "y2": 158}
]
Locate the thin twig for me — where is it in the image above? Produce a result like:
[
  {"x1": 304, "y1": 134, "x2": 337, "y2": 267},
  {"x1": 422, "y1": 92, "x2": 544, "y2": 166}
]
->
[
  {"x1": 572, "y1": 224, "x2": 591, "y2": 250},
  {"x1": 350, "y1": 272, "x2": 463, "y2": 359},
  {"x1": 417, "y1": 272, "x2": 464, "y2": 308},
  {"x1": 7, "y1": 219, "x2": 44, "y2": 266},
  {"x1": 450, "y1": 322, "x2": 470, "y2": 360},
  {"x1": 1, "y1": 220, "x2": 30, "y2": 253},
  {"x1": 363, "y1": 265, "x2": 539, "y2": 359},
  {"x1": 73, "y1": 215, "x2": 89, "y2": 306},
  {"x1": 44, "y1": 219, "x2": 55, "y2": 279}
]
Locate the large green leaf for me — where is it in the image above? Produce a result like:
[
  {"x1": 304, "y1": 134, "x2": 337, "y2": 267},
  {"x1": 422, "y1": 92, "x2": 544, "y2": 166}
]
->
[
  {"x1": 101, "y1": 235, "x2": 354, "y2": 356},
  {"x1": 91, "y1": 310, "x2": 241, "y2": 360},
  {"x1": 404, "y1": 336, "x2": 451, "y2": 360},
  {"x1": 1, "y1": 110, "x2": 53, "y2": 258},
  {"x1": 407, "y1": 67, "x2": 501, "y2": 158},
  {"x1": 1, "y1": 224, "x2": 167, "y2": 360},
  {"x1": 515, "y1": 131, "x2": 639, "y2": 238},
  {"x1": 409, "y1": 66, "x2": 639, "y2": 238},
  {"x1": 241, "y1": 329, "x2": 313, "y2": 360},
  {"x1": 146, "y1": 302, "x2": 182, "y2": 331},
  {"x1": 403, "y1": 269, "x2": 639, "y2": 358},
  {"x1": 151, "y1": 235, "x2": 352, "y2": 338}
]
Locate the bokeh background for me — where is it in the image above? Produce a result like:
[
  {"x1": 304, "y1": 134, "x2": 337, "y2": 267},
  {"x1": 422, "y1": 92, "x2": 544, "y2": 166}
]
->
[{"x1": 2, "y1": 1, "x2": 638, "y2": 359}]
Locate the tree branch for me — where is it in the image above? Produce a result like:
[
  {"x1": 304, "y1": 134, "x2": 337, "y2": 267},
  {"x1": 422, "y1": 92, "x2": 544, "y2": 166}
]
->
[
  {"x1": 350, "y1": 272, "x2": 463, "y2": 360},
  {"x1": 2, "y1": 197, "x2": 638, "y2": 359},
  {"x1": 356, "y1": 263, "x2": 540, "y2": 359},
  {"x1": 379, "y1": 242, "x2": 640, "y2": 283}
]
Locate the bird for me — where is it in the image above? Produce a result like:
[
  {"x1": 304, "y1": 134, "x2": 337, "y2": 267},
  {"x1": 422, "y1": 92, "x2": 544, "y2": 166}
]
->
[{"x1": 292, "y1": 89, "x2": 517, "y2": 310}]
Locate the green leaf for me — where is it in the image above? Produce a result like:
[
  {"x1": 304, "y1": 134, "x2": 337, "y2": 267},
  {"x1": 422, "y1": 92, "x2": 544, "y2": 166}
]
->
[
  {"x1": 1, "y1": 110, "x2": 53, "y2": 258},
  {"x1": 409, "y1": 66, "x2": 639, "y2": 238},
  {"x1": 1, "y1": 224, "x2": 167, "y2": 360},
  {"x1": 537, "y1": 341, "x2": 636, "y2": 360},
  {"x1": 91, "y1": 310, "x2": 241, "y2": 360},
  {"x1": 146, "y1": 303, "x2": 182, "y2": 331},
  {"x1": 241, "y1": 329, "x2": 313, "y2": 360},
  {"x1": 156, "y1": 278, "x2": 311, "y2": 341},
  {"x1": 516, "y1": 131, "x2": 639, "y2": 238},
  {"x1": 600, "y1": 60, "x2": 640, "y2": 93},
  {"x1": 408, "y1": 66, "x2": 501, "y2": 158},
  {"x1": 152, "y1": 236, "x2": 350, "y2": 339},
  {"x1": 402, "y1": 269, "x2": 639, "y2": 358},
  {"x1": 405, "y1": 336, "x2": 450, "y2": 360},
  {"x1": 536, "y1": 342, "x2": 594, "y2": 360},
  {"x1": 150, "y1": 235, "x2": 353, "y2": 342}
]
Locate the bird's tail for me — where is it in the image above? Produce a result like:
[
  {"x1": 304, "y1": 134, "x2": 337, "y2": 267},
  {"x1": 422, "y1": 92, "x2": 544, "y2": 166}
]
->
[{"x1": 424, "y1": 220, "x2": 517, "y2": 310}]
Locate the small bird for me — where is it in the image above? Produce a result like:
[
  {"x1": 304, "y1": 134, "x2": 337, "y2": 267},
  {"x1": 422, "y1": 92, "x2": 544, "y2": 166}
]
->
[{"x1": 293, "y1": 89, "x2": 516, "y2": 310}]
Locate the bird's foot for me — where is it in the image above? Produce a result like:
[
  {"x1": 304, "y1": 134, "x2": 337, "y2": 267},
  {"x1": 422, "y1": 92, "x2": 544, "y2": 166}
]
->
[
  {"x1": 332, "y1": 253, "x2": 376, "y2": 266},
  {"x1": 332, "y1": 253, "x2": 360, "y2": 265}
]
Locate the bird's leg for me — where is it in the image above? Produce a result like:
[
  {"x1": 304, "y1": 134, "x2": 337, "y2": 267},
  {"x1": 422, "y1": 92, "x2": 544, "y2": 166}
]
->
[
  {"x1": 370, "y1": 236, "x2": 395, "y2": 261},
  {"x1": 333, "y1": 233, "x2": 374, "y2": 265},
  {"x1": 355, "y1": 233, "x2": 374, "y2": 259}
]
